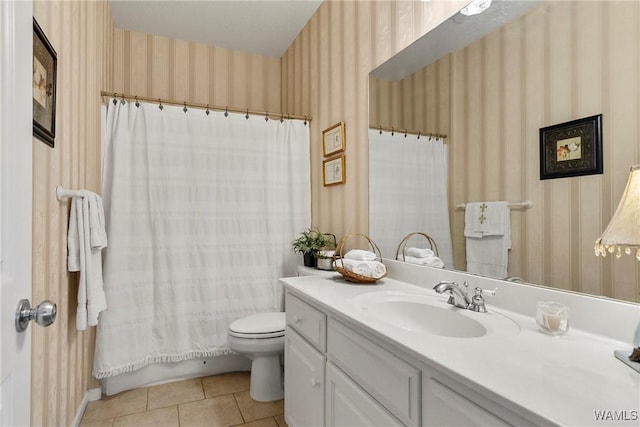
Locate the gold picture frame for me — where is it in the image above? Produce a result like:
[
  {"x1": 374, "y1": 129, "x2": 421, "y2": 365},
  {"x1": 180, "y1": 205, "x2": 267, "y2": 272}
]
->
[
  {"x1": 323, "y1": 154, "x2": 346, "y2": 186},
  {"x1": 322, "y1": 121, "x2": 345, "y2": 157}
]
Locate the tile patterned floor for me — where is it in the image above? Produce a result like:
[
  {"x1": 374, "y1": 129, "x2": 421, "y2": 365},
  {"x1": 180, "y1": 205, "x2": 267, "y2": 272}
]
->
[{"x1": 80, "y1": 372, "x2": 287, "y2": 427}]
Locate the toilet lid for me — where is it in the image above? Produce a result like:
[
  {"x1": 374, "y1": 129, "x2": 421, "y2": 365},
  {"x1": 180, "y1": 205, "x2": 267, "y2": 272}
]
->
[{"x1": 228, "y1": 312, "x2": 285, "y2": 339}]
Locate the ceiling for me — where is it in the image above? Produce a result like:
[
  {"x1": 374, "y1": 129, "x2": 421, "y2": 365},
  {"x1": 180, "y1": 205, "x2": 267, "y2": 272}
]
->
[
  {"x1": 108, "y1": 0, "x2": 323, "y2": 58},
  {"x1": 370, "y1": 0, "x2": 540, "y2": 81}
]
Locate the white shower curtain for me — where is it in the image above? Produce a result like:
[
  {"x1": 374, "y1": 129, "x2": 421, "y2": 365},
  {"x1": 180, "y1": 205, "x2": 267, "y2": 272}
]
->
[
  {"x1": 369, "y1": 129, "x2": 453, "y2": 268},
  {"x1": 94, "y1": 100, "x2": 310, "y2": 379}
]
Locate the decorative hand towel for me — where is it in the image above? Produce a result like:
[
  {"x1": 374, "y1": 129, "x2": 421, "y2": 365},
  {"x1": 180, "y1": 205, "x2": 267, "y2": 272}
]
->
[
  {"x1": 404, "y1": 255, "x2": 445, "y2": 268},
  {"x1": 473, "y1": 201, "x2": 508, "y2": 236},
  {"x1": 68, "y1": 190, "x2": 108, "y2": 330},
  {"x1": 465, "y1": 202, "x2": 511, "y2": 279},
  {"x1": 344, "y1": 249, "x2": 376, "y2": 261},
  {"x1": 403, "y1": 247, "x2": 435, "y2": 258}
]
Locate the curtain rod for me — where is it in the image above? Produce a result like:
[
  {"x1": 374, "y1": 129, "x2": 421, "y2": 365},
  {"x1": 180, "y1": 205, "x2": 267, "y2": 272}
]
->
[
  {"x1": 100, "y1": 91, "x2": 312, "y2": 123},
  {"x1": 371, "y1": 125, "x2": 447, "y2": 141}
]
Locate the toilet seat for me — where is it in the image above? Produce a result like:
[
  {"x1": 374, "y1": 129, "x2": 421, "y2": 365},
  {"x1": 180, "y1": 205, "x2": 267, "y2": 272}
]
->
[{"x1": 229, "y1": 312, "x2": 285, "y2": 339}]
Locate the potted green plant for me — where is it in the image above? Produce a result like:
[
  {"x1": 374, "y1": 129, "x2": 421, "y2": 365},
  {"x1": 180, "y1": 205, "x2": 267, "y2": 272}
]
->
[{"x1": 291, "y1": 227, "x2": 333, "y2": 268}]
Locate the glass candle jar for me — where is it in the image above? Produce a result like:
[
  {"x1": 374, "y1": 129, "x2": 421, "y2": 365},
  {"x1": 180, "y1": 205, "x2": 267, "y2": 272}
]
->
[{"x1": 536, "y1": 302, "x2": 569, "y2": 335}]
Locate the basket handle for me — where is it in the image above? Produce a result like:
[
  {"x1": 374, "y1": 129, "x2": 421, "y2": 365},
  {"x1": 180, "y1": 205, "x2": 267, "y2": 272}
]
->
[
  {"x1": 322, "y1": 233, "x2": 337, "y2": 250},
  {"x1": 334, "y1": 233, "x2": 383, "y2": 261},
  {"x1": 395, "y1": 232, "x2": 439, "y2": 261}
]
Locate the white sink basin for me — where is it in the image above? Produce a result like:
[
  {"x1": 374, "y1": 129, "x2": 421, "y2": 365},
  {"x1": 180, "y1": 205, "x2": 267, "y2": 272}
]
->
[{"x1": 354, "y1": 291, "x2": 520, "y2": 339}]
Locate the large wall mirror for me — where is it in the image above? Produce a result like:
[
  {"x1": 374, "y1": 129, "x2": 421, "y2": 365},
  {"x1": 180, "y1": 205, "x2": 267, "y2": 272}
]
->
[{"x1": 369, "y1": 0, "x2": 639, "y2": 303}]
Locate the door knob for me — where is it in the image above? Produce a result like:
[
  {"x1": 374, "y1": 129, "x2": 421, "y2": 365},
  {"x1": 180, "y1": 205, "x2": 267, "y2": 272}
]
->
[{"x1": 15, "y1": 299, "x2": 57, "y2": 332}]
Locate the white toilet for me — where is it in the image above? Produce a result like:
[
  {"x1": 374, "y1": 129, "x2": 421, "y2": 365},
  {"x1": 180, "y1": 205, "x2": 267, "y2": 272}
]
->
[{"x1": 228, "y1": 312, "x2": 285, "y2": 402}]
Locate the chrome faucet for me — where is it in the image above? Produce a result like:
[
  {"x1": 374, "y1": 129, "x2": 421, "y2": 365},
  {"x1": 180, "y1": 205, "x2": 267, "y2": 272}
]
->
[
  {"x1": 433, "y1": 281, "x2": 496, "y2": 312},
  {"x1": 433, "y1": 281, "x2": 471, "y2": 309}
]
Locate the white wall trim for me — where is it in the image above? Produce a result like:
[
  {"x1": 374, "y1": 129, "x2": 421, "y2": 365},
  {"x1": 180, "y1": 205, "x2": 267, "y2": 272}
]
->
[{"x1": 71, "y1": 387, "x2": 101, "y2": 427}]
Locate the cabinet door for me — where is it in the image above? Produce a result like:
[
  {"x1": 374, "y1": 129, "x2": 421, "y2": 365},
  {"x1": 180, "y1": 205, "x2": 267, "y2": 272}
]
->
[
  {"x1": 424, "y1": 378, "x2": 511, "y2": 427},
  {"x1": 326, "y1": 363, "x2": 403, "y2": 427},
  {"x1": 285, "y1": 329, "x2": 326, "y2": 427}
]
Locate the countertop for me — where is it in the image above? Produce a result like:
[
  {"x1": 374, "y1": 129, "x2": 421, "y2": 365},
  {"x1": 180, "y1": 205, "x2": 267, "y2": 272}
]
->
[{"x1": 281, "y1": 273, "x2": 640, "y2": 427}]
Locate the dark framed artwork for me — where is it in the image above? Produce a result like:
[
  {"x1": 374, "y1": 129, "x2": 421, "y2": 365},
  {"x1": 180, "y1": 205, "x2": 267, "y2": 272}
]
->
[
  {"x1": 33, "y1": 18, "x2": 57, "y2": 147},
  {"x1": 539, "y1": 114, "x2": 603, "y2": 180}
]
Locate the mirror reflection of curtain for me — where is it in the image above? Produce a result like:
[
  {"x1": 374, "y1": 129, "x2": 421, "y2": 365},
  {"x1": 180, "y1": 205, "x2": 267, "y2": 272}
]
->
[
  {"x1": 95, "y1": 100, "x2": 310, "y2": 379},
  {"x1": 368, "y1": 130, "x2": 453, "y2": 267}
]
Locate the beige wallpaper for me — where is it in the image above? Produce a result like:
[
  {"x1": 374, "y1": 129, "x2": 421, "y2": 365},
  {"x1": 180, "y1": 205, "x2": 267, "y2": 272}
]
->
[
  {"x1": 110, "y1": 28, "x2": 282, "y2": 113},
  {"x1": 32, "y1": 0, "x2": 113, "y2": 425},
  {"x1": 370, "y1": 1, "x2": 640, "y2": 302},
  {"x1": 281, "y1": 0, "x2": 466, "y2": 242}
]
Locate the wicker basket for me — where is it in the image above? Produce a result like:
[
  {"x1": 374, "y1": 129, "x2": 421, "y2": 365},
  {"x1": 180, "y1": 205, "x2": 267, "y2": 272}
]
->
[
  {"x1": 333, "y1": 234, "x2": 387, "y2": 284},
  {"x1": 395, "y1": 232, "x2": 439, "y2": 261}
]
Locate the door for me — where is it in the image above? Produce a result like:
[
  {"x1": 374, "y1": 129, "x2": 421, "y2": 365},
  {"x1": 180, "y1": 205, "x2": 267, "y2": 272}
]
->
[
  {"x1": 1, "y1": 1, "x2": 34, "y2": 426},
  {"x1": 325, "y1": 363, "x2": 403, "y2": 427},
  {"x1": 284, "y1": 329, "x2": 325, "y2": 427}
]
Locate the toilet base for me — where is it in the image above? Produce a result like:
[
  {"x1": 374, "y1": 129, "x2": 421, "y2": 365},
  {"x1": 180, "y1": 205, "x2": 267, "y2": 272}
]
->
[{"x1": 249, "y1": 354, "x2": 283, "y2": 402}]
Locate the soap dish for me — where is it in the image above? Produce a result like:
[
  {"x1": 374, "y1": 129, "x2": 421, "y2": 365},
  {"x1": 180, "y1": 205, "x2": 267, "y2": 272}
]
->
[{"x1": 614, "y1": 350, "x2": 640, "y2": 373}]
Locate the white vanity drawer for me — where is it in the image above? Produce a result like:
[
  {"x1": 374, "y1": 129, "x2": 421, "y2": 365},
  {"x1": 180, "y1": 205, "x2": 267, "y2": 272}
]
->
[
  {"x1": 286, "y1": 292, "x2": 327, "y2": 352},
  {"x1": 327, "y1": 318, "x2": 421, "y2": 427}
]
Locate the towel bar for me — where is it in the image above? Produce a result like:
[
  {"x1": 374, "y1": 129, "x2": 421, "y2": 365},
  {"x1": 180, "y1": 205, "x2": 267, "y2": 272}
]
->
[
  {"x1": 56, "y1": 185, "x2": 84, "y2": 201},
  {"x1": 456, "y1": 200, "x2": 532, "y2": 210}
]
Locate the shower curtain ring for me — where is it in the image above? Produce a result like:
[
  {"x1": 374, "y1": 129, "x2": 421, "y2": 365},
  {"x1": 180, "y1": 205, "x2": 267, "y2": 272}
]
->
[
  {"x1": 205, "y1": 105, "x2": 210, "y2": 116},
  {"x1": 158, "y1": 99, "x2": 163, "y2": 111},
  {"x1": 183, "y1": 102, "x2": 188, "y2": 113},
  {"x1": 417, "y1": 131, "x2": 421, "y2": 139},
  {"x1": 245, "y1": 109, "x2": 249, "y2": 120},
  {"x1": 224, "y1": 107, "x2": 229, "y2": 117},
  {"x1": 280, "y1": 113, "x2": 284, "y2": 123},
  {"x1": 391, "y1": 127, "x2": 394, "y2": 136},
  {"x1": 265, "y1": 112, "x2": 269, "y2": 122},
  {"x1": 379, "y1": 126, "x2": 382, "y2": 135},
  {"x1": 121, "y1": 94, "x2": 126, "y2": 105},
  {"x1": 404, "y1": 130, "x2": 407, "y2": 138},
  {"x1": 135, "y1": 96, "x2": 140, "y2": 108},
  {"x1": 112, "y1": 92, "x2": 117, "y2": 105},
  {"x1": 304, "y1": 116, "x2": 307, "y2": 126}
]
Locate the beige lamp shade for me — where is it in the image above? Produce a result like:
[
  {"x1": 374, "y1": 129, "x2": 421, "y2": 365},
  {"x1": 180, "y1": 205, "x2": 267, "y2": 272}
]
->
[{"x1": 595, "y1": 165, "x2": 640, "y2": 260}]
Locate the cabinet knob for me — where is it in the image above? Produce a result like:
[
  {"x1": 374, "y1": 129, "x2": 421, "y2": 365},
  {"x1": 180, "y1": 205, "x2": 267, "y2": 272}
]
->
[{"x1": 310, "y1": 378, "x2": 321, "y2": 388}]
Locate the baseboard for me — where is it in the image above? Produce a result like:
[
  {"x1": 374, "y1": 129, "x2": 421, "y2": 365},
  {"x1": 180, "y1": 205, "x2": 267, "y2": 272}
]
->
[{"x1": 71, "y1": 387, "x2": 102, "y2": 427}]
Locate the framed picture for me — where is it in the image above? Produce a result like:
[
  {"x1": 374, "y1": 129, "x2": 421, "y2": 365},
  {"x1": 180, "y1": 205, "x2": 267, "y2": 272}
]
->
[
  {"x1": 323, "y1": 154, "x2": 346, "y2": 186},
  {"x1": 322, "y1": 121, "x2": 345, "y2": 157},
  {"x1": 539, "y1": 114, "x2": 603, "y2": 180},
  {"x1": 33, "y1": 18, "x2": 57, "y2": 147}
]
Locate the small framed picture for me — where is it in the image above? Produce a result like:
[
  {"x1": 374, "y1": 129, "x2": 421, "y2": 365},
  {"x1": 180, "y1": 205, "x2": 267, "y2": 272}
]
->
[
  {"x1": 33, "y1": 18, "x2": 57, "y2": 147},
  {"x1": 323, "y1": 154, "x2": 346, "y2": 186},
  {"x1": 539, "y1": 114, "x2": 603, "y2": 180},
  {"x1": 322, "y1": 121, "x2": 345, "y2": 157}
]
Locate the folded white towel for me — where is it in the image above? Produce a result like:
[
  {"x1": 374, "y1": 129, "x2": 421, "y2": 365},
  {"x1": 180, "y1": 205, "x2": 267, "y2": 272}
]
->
[
  {"x1": 344, "y1": 249, "x2": 376, "y2": 261},
  {"x1": 88, "y1": 193, "x2": 108, "y2": 249},
  {"x1": 68, "y1": 190, "x2": 108, "y2": 330},
  {"x1": 404, "y1": 255, "x2": 445, "y2": 268},
  {"x1": 336, "y1": 259, "x2": 387, "y2": 279},
  {"x1": 317, "y1": 250, "x2": 335, "y2": 258},
  {"x1": 403, "y1": 247, "x2": 434, "y2": 258},
  {"x1": 464, "y1": 201, "x2": 509, "y2": 237}
]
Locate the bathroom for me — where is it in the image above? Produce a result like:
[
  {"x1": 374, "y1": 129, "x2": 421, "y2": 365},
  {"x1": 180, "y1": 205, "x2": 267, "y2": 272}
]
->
[{"x1": 2, "y1": 0, "x2": 639, "y2": 426}]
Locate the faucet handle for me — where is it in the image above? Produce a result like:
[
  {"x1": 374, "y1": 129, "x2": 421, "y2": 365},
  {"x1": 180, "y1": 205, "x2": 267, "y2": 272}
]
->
[
  {"x1": 468, "y1": 287, "x2": 496, "y2": 313},
  {"x1": 478, "y1": 286, "x2": 497, "y2": 297}
]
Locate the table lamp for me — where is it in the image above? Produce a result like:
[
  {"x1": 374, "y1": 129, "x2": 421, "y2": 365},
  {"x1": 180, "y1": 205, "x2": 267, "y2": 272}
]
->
[{"x1": 595, "y1": 165, "x2": 640, "y2": 371}]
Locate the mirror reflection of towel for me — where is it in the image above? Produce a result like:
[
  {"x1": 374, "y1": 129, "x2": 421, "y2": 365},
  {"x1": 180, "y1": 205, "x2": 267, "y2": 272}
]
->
[{"x1": 464, "y1": 202, "x2": 511, "y2": 279}]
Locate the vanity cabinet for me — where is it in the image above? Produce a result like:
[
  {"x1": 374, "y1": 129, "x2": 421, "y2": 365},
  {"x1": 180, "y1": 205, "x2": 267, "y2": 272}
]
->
[
  {"x1": 285, "y1": 289, "x2": 537, "y2": 427},
  {"x1": 284, "y1": 324, "x2": 325, "y2": 427},
  {"x1": 325, "y1": 362, "x2": 403, "y2": 427}
]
